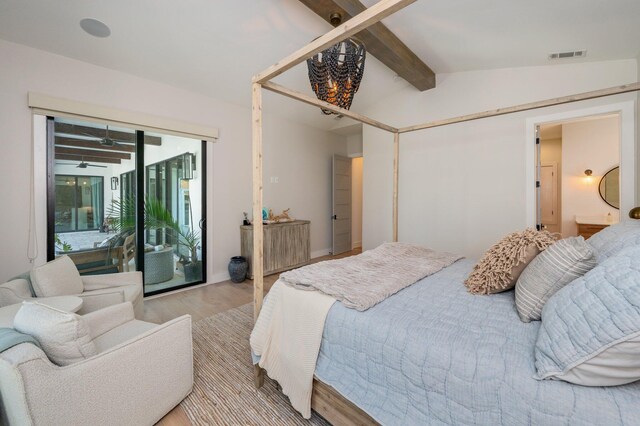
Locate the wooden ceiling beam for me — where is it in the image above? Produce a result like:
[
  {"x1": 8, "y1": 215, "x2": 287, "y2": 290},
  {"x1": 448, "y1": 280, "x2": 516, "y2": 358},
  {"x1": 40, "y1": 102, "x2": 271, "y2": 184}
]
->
[
  {"x1": 55, "y1": 153, "x2": 121, "y2": 165},
  {"x1": 55, "y1": 137, "x2": 136, "y2": 153},
  {"x1": 55, "y1": 146, "x2": 132, "y2": 160},
  {"x1": 54, "y1": 122, "x2": 162, "y2": 145},
  {"x1": 254, "y1": 0, "x2": 416, "y2": 84},
  {"x1": 297, "y1": 0, "x2": 435, "y2": 91}
]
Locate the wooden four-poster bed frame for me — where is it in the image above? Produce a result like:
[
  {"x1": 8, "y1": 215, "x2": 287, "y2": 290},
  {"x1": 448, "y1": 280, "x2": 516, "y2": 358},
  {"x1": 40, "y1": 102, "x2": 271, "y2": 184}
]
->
[{"x1": 250, "y1": 0, "x2": 640, "y2": 423}]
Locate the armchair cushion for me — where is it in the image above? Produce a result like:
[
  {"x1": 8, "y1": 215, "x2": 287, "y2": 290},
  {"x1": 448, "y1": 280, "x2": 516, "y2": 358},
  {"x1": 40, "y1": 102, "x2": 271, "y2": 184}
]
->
[
  {"x1": 0, "y1": 279, "x2": 33, "y2": 308},
  {"x1": 82, "y1": 302, "x2": 136, "y2": 340},
  {"x1": 30, "y1": 256, "x2": 83, "y2": 297},
  {"x1": 13, "y1": 301, "x2": 97, "y2": 366}
]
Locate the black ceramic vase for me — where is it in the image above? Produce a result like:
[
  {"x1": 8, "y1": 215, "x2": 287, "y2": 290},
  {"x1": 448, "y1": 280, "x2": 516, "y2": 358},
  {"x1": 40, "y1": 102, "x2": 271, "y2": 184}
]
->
[{"x1": 228, "y1": 256, "x2": 248, "y2": 283}]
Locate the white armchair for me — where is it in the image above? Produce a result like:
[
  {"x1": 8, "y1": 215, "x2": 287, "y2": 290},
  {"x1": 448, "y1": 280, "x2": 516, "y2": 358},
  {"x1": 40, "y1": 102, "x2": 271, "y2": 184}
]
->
[
  {"x1": 0, "y1": 302, "x2": 193, "y2": 426},
  {"x1": 0, "y1": 271, "x2": 144, "y2": 319}
]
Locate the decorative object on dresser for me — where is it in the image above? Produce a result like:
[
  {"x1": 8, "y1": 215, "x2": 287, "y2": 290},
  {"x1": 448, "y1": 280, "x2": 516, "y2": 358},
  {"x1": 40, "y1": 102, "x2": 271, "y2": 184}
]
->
[
  {"x1": 241, "y1": 220, "x2": 310, "y2": 279},
  {"x1": 575, "y1": 215, "x2": 618, "y2": 239},
  {"x1": 228, "y1": 256, "x2": 249, "y2": 283}
]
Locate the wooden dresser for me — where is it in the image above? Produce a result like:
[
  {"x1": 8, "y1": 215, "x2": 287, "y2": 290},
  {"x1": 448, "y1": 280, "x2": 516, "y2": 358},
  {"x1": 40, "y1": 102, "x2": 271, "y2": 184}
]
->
[
  {"x1": 575, "y1": 216, "x2": 617, "y2": 239},
  {"x1": 577, "y1": 223, "x2": 609, "y2": 239},
  {"x1": 241, "y1": 220, "x2": 310, "y2": 278}
]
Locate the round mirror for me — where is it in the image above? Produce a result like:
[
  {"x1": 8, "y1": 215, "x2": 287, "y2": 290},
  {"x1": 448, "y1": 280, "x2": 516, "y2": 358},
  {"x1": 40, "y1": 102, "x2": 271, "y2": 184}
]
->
[{"x1": 599, "y1": 166, "x2": 620, "y2": 209}]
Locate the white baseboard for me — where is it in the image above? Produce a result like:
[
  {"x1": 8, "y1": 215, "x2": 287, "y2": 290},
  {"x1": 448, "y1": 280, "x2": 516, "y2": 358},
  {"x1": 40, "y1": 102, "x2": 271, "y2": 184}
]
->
[
  {"x1": 311, "y1": 248, "x2": 331, "y2": 259},
  {"x1": 210, "y1": 271, "x2": 231, "y2": 284}
]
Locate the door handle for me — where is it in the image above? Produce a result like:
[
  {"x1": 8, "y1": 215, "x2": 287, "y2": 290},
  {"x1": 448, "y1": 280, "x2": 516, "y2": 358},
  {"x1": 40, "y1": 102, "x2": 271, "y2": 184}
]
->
[
  {"x1": 199, "y1": 218, "x2": 206, "y2": 230},
  {"x1": 332, "y1": 215, "x2": 337, "y2": 220}
]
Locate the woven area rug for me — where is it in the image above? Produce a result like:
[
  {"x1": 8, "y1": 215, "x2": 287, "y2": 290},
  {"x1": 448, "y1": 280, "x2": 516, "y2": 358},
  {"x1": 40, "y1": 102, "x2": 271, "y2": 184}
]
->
[{"x1": 179, "y1": 303, "x2": 330, "y2": 425}]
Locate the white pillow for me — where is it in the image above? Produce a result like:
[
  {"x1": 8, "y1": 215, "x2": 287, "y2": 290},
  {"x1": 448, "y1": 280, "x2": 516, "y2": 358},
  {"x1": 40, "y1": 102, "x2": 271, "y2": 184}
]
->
[
  {"x1": 30, "y1": 255, "x2": 83, "y2": 297},
  {"x1": 13, "y1": 301, "x2": 97, "y2": 366}
]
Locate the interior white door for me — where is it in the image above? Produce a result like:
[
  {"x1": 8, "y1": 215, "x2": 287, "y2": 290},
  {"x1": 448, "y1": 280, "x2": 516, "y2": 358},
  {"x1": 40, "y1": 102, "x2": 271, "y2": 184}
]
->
[
  {"x1": 332, "y1": 155, "x2": 352, "y2": 255},
  {"x1": 540, "y1": 163, "x2": 559, "y2": 233}
]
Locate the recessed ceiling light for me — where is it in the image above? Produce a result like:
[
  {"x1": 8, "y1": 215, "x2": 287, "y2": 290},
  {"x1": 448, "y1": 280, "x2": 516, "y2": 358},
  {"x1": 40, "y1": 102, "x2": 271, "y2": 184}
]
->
[{"x1": 80, "y1": 18, "x2": 111, "y2": 38}]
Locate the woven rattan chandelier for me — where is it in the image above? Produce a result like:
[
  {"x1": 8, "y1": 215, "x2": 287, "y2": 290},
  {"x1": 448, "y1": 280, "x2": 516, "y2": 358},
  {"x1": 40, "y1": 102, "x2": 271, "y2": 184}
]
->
[{"x1": 307, "y1": 13, "x2": 366, "y2": 115}]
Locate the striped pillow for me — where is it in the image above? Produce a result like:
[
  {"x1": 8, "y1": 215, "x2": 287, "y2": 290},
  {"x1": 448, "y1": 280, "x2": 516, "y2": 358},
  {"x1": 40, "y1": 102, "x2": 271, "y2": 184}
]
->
[{"x1": 515, "y1": 237, "x2": 596, "y2": 323}]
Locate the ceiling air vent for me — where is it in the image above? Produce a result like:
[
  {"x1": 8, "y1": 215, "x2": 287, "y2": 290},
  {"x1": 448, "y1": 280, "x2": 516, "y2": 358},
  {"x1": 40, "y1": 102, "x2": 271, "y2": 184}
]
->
[{"x1": 548, "y1": 50, "x2": 587, "y2": 60}]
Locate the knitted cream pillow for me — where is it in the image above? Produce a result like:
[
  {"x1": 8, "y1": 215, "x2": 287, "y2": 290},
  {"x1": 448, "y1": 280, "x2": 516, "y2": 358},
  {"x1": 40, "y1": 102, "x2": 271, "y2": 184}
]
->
[
  {"x1": 465, "y1": 229, "x2": 556, "y2": 295},
  {"x1": 30, "y1": 255, "x2": 83, "y2": 297}
]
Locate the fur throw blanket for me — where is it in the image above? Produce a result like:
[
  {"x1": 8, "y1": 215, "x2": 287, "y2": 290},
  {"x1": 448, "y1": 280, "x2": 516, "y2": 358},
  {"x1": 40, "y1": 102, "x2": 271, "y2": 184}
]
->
[{"x1": 281, "y1": 242, "x2": 462, "y2": 311}]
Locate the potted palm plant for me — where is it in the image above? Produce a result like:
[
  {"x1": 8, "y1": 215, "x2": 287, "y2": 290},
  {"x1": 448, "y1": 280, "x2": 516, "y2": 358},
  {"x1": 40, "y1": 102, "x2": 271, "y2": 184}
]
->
[{"x1": 108, "y1": 196, "x2": 202, "y2": 281}]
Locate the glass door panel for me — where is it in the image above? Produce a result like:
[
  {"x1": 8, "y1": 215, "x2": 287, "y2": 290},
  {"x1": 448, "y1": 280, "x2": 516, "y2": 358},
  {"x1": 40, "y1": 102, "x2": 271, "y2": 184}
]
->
[
  {"x1": 48, "y1": 118, "x2": 206, "y2": 295},
  {"x1": 142, "y1": 132, "x2": 206, "y2": 294},
  {"x1": 50, "y1": 117, "x2": 137, "y2": 276}
]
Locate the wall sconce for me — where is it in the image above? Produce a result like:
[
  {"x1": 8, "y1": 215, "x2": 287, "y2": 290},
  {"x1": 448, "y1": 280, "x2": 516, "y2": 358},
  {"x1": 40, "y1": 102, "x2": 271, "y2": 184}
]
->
[
  {"x1": 182, "y1": 153, "x2": 195, "y2": 180},
  {"x1": 110, "y1": 176, "x2": 119, "y2": 190},
  {"x1": 584, "y1": 169, "x2": 593, "y2": 184}
]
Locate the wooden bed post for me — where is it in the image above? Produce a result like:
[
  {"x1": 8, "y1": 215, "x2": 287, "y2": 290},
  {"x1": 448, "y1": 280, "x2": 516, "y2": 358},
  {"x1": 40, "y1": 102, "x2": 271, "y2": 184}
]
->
[
  {"x1": 252, "y1": 82, "x2": 265, "y2": 389},
  {"x1": 392, "y1": 132, "x2": 399, "y2": 242}
]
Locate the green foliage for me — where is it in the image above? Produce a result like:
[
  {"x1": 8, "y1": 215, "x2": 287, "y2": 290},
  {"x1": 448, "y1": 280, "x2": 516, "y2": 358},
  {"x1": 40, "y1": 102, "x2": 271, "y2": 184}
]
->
[
  {"x1": 54, "y1": 234, "x2": 73, "y2": 252},
  {"x1": 107, "y1": 196, "x2": 200, "y2": 263}
]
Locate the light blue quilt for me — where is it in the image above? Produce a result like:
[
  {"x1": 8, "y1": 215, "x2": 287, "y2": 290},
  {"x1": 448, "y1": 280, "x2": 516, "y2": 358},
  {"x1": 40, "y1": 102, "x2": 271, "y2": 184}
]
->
[{"x1": 314, "y1": 259, "x2": 640, "y2": 425}]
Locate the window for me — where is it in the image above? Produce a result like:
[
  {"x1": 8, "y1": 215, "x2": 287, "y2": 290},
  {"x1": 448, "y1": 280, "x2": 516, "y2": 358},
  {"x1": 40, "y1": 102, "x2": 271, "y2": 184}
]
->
[{"x1": 54, "y1": 175, "x2": 103, "y2": 232}]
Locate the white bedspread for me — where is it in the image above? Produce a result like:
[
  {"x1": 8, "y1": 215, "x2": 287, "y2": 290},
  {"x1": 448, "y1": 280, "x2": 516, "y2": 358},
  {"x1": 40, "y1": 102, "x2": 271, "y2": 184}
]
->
[{"x1": 250, "y1": 280, "x2": 335, "y2": 418}]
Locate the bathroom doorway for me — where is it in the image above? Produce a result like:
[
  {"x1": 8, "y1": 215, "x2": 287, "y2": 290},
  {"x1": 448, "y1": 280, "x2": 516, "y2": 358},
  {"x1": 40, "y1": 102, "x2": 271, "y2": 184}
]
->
[{"x1": 537, "y1": 114, "x2": 621, "y2": 238}]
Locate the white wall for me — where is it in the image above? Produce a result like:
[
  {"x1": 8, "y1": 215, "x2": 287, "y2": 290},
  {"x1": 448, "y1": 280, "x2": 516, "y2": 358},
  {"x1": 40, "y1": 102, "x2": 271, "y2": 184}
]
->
[
  {"x1": 347, "y1": 133, "x2": 363, "y2": 157},
  {"x1": 0, "y1": 39, "x2": 347, "y2": 283},
  {"x1": 561, "y1": 117, "x2": 620, "y2": 237},
  {"x1": 361, "y1": 60, "x2": 638, "y2": 258},
  {"x1": 351, "y1": 157, "x2": 363, "y2": 249}
]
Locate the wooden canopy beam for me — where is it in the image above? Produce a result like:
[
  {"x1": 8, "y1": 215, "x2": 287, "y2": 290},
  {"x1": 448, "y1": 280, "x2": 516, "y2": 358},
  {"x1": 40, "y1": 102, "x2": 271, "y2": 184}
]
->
[
  {"x1": 392, "y1": 132, "x2": 399, "y2": 242},
  {"x1": 399, "y1": 82, "x2": 640, "y2": 134},
  {"x1": 297, "y1": 0, "x2": 435, "y2": 91},
  {"x1": 253, "y1": 0, "x2": 417, "y2": 84},
  {"x1": 262, "y1": 81, "x2": 397, "y2": 132}
]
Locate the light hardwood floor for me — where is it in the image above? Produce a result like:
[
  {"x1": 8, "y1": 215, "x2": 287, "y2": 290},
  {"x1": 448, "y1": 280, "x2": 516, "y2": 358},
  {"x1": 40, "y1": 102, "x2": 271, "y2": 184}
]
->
[{"x1": 150, "y1": 248, "x2": 362, "y2": 426}]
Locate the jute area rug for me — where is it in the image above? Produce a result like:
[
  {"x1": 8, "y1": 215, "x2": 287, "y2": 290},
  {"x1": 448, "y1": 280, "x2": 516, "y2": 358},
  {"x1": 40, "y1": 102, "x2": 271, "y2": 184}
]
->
[{"x1": 179, "y1": 303, "x2": 330, "y2": 425}]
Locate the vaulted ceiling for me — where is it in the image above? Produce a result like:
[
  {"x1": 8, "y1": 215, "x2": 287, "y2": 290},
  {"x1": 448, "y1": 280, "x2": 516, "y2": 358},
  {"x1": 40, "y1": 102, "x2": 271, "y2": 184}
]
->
[{"x1": 1, "y1": 0, "x2": 639, "y2": 130}]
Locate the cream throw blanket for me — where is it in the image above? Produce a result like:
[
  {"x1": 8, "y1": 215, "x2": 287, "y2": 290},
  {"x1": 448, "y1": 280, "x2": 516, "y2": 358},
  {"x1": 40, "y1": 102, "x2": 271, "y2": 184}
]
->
[
  {"x1": 250, "y1": 243, "x2": 462, "y2": 418},
  {"x1": 250, "y1": 280, "x2": 336, "y2": 418}
]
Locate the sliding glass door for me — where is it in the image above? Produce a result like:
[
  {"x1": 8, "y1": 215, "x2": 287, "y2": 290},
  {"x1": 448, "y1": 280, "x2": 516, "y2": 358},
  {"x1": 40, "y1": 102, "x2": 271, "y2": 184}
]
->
[
  {"x1": 47, "y1": 117, "x2": 206, "y2": 295},
  {"x1": 142, "y1": 132, "x2": 206, "y2": 294}
]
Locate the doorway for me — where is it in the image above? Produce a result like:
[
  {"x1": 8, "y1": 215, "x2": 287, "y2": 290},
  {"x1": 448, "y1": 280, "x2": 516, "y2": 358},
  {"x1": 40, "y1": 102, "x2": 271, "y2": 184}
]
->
[
  {"x1": 46, "y1": 117, "x2": 207, "y2": 296},
  {"x1": 537, "y1": 114, "x2": 621, "y2": 238},
  {"x1": 331, "y1": 154, "x2": 364, "y2": 255}
]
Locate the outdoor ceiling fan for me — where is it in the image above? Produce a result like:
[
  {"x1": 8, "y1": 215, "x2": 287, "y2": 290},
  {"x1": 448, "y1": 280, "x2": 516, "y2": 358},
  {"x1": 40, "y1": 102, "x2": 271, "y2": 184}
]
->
[
  {"x1": 82, "y1": 125, "x2": 129, "y2": 147},
  {"x1": 56, "y1": 158, "x2": 107, "y2": 169}
]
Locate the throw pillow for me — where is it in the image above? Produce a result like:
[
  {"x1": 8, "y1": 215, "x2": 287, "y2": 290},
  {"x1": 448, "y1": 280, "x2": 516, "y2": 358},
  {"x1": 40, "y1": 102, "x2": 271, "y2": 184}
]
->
[
  {"x1": 13, "y1": 301, "x2": 97, "y2": 366},
  {"x1": 534, "y1": 245, "x2": 640, "y2": 386},
  {"x1": 30, "y1": 255, "x2": 83, "y2": 297},
  {"x1": 515, "y1": 237, "x2": 596, "y2": 322},
  {"x1": 465, "y1": 228, "x2": 556, "y2": 294}
]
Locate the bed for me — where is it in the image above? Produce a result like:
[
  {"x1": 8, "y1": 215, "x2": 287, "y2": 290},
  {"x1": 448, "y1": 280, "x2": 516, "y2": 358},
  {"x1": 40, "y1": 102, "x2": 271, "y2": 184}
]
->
[
  {"x1": 251, "y1": 221, "x2": 640, "y2": 425},
  {"x1": 311, "y1": 258, "x2": 640, "y2": 425}
]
